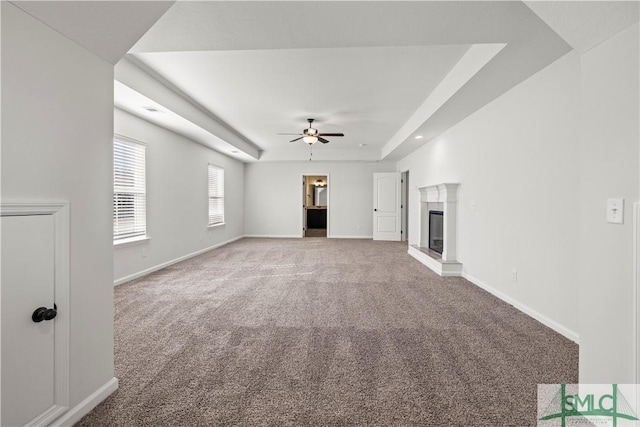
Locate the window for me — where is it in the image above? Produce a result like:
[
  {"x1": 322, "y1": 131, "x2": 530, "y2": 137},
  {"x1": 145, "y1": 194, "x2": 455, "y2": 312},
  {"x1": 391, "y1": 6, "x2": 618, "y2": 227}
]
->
[
  {"x1": 114, "y1": 135, "x2": 146, "y2": 242},
  {"x1": 208, "y1": 164, "x2": 224, "y2": 226}
]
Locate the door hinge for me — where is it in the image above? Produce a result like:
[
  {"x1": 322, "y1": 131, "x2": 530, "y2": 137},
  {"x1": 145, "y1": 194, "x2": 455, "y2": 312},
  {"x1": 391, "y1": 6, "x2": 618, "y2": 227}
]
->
[{"x1": 401, "y1": 205, "x2": 404, "y2": 208}]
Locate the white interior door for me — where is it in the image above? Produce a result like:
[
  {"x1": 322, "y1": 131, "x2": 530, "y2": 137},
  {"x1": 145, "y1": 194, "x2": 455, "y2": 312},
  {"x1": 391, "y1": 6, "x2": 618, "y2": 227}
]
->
[
  {"x1": 1, "y1": 204, "x2": 69, "y2": 427},
  {"x1": 373, "y1": 172, "x2": 401, "y2": 241}
]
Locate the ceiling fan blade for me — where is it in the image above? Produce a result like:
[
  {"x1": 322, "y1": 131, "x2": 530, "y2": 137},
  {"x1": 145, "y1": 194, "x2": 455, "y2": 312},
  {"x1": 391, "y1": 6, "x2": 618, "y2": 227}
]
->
[
  {"x1": 289, "y1": 137, "x2": 303, "y2": 143},
  {"x1": 317, "y1": 133, "x2": 344, "y2": 137},
  {"x1": 318, "y1": 137, "x2": 330, "y2": 144}
]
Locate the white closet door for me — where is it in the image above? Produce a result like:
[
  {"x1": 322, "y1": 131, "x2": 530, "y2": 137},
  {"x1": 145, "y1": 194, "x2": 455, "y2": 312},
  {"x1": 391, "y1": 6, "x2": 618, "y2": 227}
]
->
[{"x1": 1, "y1": 214, "x2": 58, "y2": 426}]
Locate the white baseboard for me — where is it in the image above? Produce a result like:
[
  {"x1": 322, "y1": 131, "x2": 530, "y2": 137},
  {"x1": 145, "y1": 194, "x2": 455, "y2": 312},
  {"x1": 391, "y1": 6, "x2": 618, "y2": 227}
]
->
[
  {"x1": 243, "y1": 234, "x2": 302, "y2": 239},
  {"x1": 52, "y1": 377, "x2": 118, "y2": 427},
  {"x1": 329, "y1": 235, "x2": 373, "y2": 239},
  {"x1": 462, "y1": 272, "x2": 580, "y2": 344},
  {"x1": 114, "y1": 236, "x2": 244, "y2": 286},
  {"x1": 244, "y1": 234, "x2": 374, "y2": 240}
]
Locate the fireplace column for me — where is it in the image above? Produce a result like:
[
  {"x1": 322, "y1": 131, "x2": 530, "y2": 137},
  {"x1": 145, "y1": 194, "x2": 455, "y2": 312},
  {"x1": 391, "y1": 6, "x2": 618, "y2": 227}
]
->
[{"x1": 441, "y1": 184, "x2": 458, "y2": 262}]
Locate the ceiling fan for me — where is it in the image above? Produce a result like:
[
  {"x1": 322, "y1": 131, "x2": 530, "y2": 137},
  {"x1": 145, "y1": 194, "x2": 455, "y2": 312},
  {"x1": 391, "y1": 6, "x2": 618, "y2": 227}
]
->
[{"x1": 279, "y1": 118, "x2": 344, "y2": 145}]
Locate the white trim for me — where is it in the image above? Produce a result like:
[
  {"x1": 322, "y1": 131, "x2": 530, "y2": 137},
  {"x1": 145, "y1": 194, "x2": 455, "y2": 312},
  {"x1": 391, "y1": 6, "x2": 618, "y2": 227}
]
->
[
  {"x1": 634, "y1": 202, "x2": 640, "y2": 383},
  {"x1": 114, "y1": 133, "x2": 147, "y2": 147},
  {"x1": 25, "y1": 405, "x2": 67, "y2": 427},
  {"x1": 114, "y1": 236, "x2": 243, "y2": 286},
  {"x1": 1, "y1": 202, "x2": 71, "y2": 424},
  {"x1": 401, "y1": 170, "x2": 409, "y2": 242},
  {"x1": 243, "y1": 234, "x2": 372, "y2": 240},
  {"x1": 51, "y1": 377, "x2": 118, "y2": 427},
  {"x1": 462, "y1": 272, "x2": 579, "y2": 343},
  {"x1": 328, "y1": 235, "x2": 373, "y2": 239},
  {"x1": 1, "y1": 202, "x2": 67, "y2": 216},
  {"x1": 243, "y1": 234, "x2": 302, "y2": 239},
  {"x1": 113, "y1": 235, "x2": 150, "y2": 248}
]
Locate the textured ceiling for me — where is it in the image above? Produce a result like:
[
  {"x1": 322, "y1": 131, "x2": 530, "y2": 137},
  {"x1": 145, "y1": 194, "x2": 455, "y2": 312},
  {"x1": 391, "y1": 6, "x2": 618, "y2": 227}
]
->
[
  {"x1": 525, "y1": 1, "x2": 639, "y2": 53},
  {"x1": 11, "y1": 1, "x2": 174, "y2": 64}
]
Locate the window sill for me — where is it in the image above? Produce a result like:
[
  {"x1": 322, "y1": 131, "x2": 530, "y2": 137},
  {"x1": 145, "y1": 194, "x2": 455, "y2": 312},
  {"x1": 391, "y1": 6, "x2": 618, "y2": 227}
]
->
[
  {"x1": 208, "y1": 222, "x2": 225, "y2": 229},
  {"x1": 114, "y1": 236, "x2": 150, "y2": 248}
]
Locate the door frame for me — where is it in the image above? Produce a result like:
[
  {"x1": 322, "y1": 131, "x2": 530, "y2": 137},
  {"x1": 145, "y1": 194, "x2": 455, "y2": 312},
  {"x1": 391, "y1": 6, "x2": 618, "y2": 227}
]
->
[
  {"x1": 301, "y1": 174, "x2": 330, "y2": 238},
  {"x1": 401, "y1": 170, "x2": 409, "y2": 242},
  {"x1": 1, "y1": 202, "x2": 70, "y2": 426},
  {"x1": 634, "y1": 202, "x2": 640, "y2": 384}
]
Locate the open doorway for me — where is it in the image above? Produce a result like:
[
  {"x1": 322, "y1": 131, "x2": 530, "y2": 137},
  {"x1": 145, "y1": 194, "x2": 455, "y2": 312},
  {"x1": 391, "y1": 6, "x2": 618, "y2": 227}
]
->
[{"x1": 303, "y1": 175, "x2": 328, "y2": 237}]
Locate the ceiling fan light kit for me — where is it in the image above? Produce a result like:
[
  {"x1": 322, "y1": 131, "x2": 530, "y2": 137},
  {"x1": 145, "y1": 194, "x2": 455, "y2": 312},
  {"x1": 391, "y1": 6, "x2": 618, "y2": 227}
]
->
[{"x1": 303, "y1": 135, "x2": 318, "y2": 145}]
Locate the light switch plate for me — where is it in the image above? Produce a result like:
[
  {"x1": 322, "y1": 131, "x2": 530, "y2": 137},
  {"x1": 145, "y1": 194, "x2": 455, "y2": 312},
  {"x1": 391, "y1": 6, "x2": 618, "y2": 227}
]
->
[{"x1": 607, "y1": 198, "x2": 624, "y2": 224}]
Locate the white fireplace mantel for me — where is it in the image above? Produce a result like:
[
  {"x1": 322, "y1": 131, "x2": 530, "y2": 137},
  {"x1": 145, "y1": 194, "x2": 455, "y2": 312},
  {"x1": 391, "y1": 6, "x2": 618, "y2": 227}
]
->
[{"x1": 408, "y1": 183, "x2": 462, "y2": 276}]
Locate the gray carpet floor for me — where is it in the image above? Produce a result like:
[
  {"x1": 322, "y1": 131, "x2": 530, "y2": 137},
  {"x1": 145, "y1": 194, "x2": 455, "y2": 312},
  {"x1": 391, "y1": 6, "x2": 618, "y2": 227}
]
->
[{"x1": 77, "y1": 238, "x2": 578, "y2": 426}]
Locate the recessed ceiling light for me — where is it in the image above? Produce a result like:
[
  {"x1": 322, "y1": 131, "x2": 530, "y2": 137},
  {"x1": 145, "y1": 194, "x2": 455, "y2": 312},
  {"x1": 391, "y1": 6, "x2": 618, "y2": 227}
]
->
[
  {"x1": 359, "y1": 143, "x2": 367, "y2": 147},
  {"x1": 142, "y1": 105, "x2": 163, "y2": 113},
  {"x1": 414, "y1": 135, "x2": 423, "y2": 139}
]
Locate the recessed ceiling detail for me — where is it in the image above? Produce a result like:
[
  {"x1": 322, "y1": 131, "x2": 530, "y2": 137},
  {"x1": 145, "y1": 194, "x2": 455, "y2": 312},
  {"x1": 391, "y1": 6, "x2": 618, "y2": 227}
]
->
[
  {"x1": 130, "y1": 44, "x2": 470, "y2": 156},
  {"x1": 114, "y1": 1, "x2": 576, "y2": 162},
  {"x1": 16, "y1": 1, "x2": 635, "y2": 162}
]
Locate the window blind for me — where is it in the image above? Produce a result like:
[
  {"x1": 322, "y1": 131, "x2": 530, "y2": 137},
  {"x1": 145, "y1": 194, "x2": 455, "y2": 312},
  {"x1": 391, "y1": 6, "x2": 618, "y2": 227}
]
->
[
  {"x1": 208, "y1": 164, "x2": 224, "y2": 226},
  {"x1": 114, "y1": 135, "x2": 147, "y2": 241}
]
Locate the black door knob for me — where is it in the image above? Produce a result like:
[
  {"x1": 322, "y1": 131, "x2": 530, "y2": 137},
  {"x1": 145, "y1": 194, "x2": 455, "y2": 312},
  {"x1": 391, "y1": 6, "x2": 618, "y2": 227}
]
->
[{"x1": 32, "y1": 305, "x2": 57, "y2": 322}]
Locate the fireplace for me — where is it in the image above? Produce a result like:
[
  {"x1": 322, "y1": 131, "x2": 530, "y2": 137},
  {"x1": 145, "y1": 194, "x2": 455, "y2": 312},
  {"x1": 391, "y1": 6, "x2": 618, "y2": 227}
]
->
[
  {"x1": 428, "y1": 211, "x2": 444, "y2": 254},
  {"x1": 408, "y1": 183, "x2": 462, "y2": 276}
]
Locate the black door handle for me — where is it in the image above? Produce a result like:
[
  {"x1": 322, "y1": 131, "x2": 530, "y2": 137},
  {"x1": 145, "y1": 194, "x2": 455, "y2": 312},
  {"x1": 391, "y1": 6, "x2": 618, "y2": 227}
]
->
[
  {"x1": 374, "y1": 208, "x2": 377, "y2": 211},
  {"x1": 32, "y1": 305, "x2": 57, "y2": 322}
]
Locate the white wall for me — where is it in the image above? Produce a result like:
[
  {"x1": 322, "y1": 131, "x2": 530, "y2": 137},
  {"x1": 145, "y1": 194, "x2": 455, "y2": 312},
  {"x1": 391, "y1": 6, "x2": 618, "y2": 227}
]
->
[
  {"x1": 397, "y1": 52, "x2": 582, "y2": 340},
  {"x1": 578, "y1": 23, "x2": 639, "y2": 383},
  {"x1": 113, "y1": 109, "x2": 245, "y2": 283},
  {"x1": 2, "y1": 1, "x2": 115, "y2": 412},
  {"x1": 244, "y1": 161, "x2": 395, "y2": 238}
]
